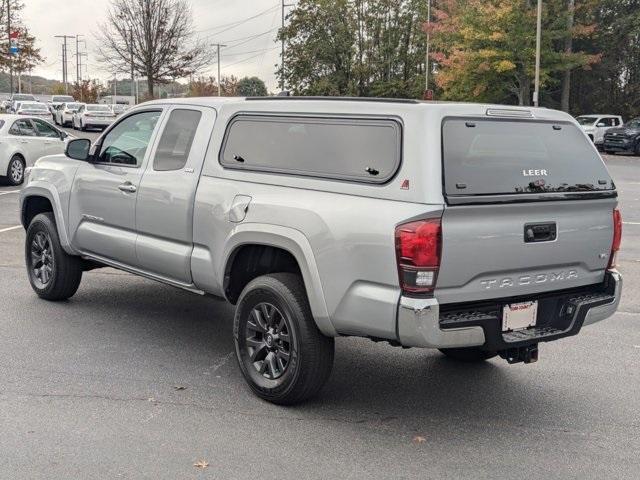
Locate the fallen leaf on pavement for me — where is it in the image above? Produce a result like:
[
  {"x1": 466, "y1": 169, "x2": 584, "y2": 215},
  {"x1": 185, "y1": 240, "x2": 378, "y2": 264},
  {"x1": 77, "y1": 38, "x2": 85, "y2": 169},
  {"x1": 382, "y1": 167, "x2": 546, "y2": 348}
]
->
[
  {"x1": 194, "y1": 460, "x2": 209, "y2": 469},
  {"x1": 174, "y1": 385, "x2": 187, "y2": 391},
  {"x1": 413, "y1": 436, "x2": 426, "y2": 444}
]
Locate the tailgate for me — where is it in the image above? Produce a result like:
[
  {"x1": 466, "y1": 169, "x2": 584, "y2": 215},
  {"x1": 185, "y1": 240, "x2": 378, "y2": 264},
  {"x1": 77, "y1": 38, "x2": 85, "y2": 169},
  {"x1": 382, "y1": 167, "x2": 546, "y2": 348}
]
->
[{"x1": 436, "y1": 199, "x2": 615, "y2": 304}]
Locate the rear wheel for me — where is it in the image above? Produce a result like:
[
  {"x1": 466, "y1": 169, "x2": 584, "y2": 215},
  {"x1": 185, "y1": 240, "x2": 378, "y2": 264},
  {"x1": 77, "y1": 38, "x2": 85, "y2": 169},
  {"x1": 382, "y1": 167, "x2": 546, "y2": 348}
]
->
[
  {"x1": 234, "y1": 273, "x2": 334, "y2": 405},
  {"x1": 439, "y1": 347, "x2": 497, "y2": 362},
  {"x1": 25, "y1": 212, "x2": 83, "y2": 301}
]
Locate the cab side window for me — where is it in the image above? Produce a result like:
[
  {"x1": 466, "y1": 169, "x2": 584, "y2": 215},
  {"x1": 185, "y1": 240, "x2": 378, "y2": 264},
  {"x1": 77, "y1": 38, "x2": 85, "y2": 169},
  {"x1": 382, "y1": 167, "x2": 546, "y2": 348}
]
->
[
  {"x1": 153, "y1": 109, "x2": 202, "y2": 171},
  {"x1": 97, "y1": 111, "x2": 161, "y2": 167},
  {"x1": 9, "y1": 119, "x2": 37, "y2": 136},
  {"x1": 32, "y1": 119, "x2": 60, "y2": 138}
]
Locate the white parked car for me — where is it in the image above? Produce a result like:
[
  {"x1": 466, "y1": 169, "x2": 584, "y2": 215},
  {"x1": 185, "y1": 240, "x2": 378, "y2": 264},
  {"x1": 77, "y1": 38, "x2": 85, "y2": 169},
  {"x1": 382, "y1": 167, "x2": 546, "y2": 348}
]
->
[
  {"x1": 48, "y1": 95, "x2": 75, "y2": 113},
  {"x1": 54, "y1": 102, "x2": 85, "y2": 127},
  {"x1": 72, "y1": 104, "x2": 116, "y2": 131},
  {"x1": 0, "y1": 115, "x2": 73, "y2": 186},
  {"x1": 9, "y1": 94, "x2": 37, "y2": 113},
  {"x1": 576, "y1": 115, "x2": 624, "y2": 147},
  {"x1": 110, "y1": 103, "x2": 129, "y2": 116},
  {"x1": 15, "y1": 102, "x2": 52, "y2": 119}
]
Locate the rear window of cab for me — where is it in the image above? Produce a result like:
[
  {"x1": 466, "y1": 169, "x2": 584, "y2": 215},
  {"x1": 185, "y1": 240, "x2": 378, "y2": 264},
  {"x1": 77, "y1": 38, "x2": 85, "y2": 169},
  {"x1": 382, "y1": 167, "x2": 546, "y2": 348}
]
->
[{"x1": 219, "y1": 114, "x2": 402, "y2": 184}]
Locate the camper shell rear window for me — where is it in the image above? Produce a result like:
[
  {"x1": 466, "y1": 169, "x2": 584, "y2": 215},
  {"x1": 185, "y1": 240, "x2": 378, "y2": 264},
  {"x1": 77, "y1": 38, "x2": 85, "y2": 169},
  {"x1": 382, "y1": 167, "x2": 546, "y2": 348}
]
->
[{"x1": 442, "y1": 117, "x2": 615, "y2": 198}]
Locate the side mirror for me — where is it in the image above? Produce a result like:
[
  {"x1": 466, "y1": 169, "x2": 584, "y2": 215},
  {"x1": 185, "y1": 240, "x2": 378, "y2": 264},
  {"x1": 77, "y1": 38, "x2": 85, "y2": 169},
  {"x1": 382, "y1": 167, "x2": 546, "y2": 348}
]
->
[
  {"x1": 59, "y1": 131, "x2": 68, "y2": 140},
  {"x1": 65, "y1": 138, "x2": 91, "y2": 161}
]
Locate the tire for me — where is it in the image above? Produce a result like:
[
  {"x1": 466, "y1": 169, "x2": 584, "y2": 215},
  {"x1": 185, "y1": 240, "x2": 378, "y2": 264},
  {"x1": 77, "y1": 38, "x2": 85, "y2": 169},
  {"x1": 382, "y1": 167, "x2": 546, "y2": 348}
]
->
[
  {"x1": 25, "y1": 212, "x2": 83, "y2": 301},
  {"x1": 234, "y1": 273, "x2": 334, "y2": 405},
  {"x1": 439, "y1": 347, "x2": 497, "y2": 362},
  {"x1": 6, "y1": 155, "x2": 25, "y2": 186},
  {"x1": 635, "y1": 142, "x2": 640, "y2": 156}
]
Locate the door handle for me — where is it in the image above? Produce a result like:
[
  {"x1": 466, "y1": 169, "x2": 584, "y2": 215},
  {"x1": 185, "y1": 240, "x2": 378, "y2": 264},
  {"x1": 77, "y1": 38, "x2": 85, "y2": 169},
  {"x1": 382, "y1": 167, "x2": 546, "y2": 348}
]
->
[{"x1": 118, "y1": 182, "x2": 137, "y2": 193}]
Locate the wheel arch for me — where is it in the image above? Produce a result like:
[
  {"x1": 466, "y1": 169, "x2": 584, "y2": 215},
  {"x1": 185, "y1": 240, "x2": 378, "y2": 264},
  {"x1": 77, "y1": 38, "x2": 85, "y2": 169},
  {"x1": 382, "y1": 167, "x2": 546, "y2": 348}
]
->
[
  {"x1": 221, "y1": 225, "x2": 336, "y2": 337},
  {"x1": 20, "y1": 185, "x2": 77, "y2": 255}
]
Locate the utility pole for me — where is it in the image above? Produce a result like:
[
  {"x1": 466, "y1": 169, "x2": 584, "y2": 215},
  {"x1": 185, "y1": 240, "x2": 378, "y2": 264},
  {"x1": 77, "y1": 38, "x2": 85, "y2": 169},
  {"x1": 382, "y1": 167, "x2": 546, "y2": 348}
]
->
[
  {"x1": 212, "y1": 43, "x2": 227, "y2": 96},
  {"x1": 7, "y1": 0, "x2": 12, "y2": 93},
  {"x1": 533, "y1": 0, "x2": 542, "y2": 107},
  {"x1": 280, "y1": 0, "x2": 293, "y2": 92},
  {"x1": 55, "y1": 35, "x2": 75, "y2": 94},
  {"x1": 75, "y1": 35, "x2": 86, "y2": 83}
]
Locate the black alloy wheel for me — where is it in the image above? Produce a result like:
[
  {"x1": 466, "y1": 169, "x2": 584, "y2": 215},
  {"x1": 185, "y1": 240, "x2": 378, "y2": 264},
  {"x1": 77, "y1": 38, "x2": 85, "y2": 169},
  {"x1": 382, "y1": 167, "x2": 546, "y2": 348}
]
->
[
  {"x1": 243, "y1": 302, "x2": 292, "y2": 380},
  {"x1": 29, "y1": 231, "x2": 55, "y2": 289}
]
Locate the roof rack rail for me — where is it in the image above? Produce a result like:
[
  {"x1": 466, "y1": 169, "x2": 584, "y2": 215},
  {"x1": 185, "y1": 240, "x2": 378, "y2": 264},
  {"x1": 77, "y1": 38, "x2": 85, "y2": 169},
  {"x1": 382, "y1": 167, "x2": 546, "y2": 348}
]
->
[{"x1": 246, "y1": 96, "x2": 420, "y2": 105}]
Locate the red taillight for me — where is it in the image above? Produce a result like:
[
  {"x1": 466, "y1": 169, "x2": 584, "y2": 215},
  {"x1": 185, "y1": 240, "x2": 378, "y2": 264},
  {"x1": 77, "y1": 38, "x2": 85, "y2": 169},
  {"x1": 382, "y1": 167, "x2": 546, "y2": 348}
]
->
[
  {"x1": 395, "y1": 219, "x2": 442, "y2": 294},
  {"x1": 608, "y1": 208, "x2": 622, "y2": 269}
]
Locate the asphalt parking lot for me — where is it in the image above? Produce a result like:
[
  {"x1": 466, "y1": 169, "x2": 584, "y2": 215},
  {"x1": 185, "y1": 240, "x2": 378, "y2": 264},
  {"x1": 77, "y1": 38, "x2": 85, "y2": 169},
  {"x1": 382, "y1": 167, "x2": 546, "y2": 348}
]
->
[{"x1": 1, "y1": 142, "x2": 639, "y2": 479}]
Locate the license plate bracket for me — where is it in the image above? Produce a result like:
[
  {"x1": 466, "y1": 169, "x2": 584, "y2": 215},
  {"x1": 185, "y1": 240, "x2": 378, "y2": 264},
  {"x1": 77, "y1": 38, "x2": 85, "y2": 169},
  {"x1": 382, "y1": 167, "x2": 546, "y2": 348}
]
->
[{"x1": 502, "y1": 301, "x2": 538, "y2": 332}]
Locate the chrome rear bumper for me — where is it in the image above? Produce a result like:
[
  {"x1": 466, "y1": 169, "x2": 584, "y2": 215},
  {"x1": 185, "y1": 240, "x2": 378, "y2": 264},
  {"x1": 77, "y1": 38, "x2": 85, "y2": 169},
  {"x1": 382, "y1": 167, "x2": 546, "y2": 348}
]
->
[{"x1": 397, "y1": 270, "x2": 622, "y2": 349}]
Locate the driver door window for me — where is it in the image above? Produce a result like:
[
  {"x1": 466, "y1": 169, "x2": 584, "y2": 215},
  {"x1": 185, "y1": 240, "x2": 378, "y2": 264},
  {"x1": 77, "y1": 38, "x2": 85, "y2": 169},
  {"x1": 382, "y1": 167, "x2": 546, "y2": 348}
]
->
[{"x1": 97, "y1": 111, "x2": 161, "y2": 167}]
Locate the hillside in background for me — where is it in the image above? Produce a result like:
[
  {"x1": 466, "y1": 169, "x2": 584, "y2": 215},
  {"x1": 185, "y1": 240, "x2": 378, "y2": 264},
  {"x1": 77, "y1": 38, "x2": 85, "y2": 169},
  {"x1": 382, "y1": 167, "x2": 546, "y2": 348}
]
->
[
  {"x1": 0, "y1": 72, "x2": 189, "y2": 98},
  {"x1": 0, "y1": 72, "x2": 62, "y2": 94}
]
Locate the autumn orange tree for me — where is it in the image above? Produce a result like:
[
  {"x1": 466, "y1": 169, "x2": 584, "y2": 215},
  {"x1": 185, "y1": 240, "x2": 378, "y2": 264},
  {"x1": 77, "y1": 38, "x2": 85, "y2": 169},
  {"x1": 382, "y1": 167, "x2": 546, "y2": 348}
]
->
[{"x1": 427, "y1": 0, "x2": 599, "y2": 106}]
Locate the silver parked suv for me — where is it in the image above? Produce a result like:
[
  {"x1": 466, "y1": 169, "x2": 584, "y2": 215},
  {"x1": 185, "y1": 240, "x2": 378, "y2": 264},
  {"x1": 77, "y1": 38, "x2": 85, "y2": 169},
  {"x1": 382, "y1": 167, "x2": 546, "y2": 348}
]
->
[{"x1": 19, "y1": 97, "x2": 622, "y2": 404}]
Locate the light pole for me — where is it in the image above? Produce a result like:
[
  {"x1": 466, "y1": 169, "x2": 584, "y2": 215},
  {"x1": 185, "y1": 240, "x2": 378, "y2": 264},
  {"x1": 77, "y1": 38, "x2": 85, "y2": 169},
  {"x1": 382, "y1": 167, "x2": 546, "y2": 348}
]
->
[
  {"x1": 212, "y1": 43, "x2": 227, "y2": 96},
  {"x1": 425, "y1": 0, "x2": 431, "y2": 92},
  {"x1": 533, "y1": 0, "x2": 542, "y2": 106}
]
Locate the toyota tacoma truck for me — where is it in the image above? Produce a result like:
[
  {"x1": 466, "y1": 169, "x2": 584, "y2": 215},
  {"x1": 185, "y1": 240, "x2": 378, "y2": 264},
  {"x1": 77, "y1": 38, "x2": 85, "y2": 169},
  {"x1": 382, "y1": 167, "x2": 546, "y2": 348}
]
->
[{"x1": 19, "y1": 97, "x2": 622, "y2": 405}]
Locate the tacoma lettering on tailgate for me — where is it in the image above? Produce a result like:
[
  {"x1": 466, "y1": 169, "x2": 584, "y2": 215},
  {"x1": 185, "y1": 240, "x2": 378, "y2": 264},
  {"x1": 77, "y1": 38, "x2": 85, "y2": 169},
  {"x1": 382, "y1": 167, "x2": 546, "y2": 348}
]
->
[{"x1": 480, "y1": 270, "x2": 578, "y2": 290}]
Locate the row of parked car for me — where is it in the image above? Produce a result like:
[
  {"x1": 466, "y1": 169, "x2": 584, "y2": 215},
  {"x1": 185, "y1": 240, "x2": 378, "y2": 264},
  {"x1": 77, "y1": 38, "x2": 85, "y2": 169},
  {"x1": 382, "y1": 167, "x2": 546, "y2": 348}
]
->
[
  {"x1": 576, "y1": 114, "x2": 640, "y2": 155},
  {"x1": 1, "y1": 93, "x2": 130, "y2": 132}
]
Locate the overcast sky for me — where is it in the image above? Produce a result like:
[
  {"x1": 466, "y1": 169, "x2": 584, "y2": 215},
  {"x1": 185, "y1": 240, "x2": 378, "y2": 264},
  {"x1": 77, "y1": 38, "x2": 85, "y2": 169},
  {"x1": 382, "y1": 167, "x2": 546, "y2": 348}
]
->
[{"x1": 24, "y1": 0, "x2": 286, "y2": 91}]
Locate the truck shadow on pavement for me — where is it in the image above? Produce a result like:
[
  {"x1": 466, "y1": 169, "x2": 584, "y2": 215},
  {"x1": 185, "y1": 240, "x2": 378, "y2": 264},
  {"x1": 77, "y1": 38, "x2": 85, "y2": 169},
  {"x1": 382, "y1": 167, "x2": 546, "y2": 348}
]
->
[{"x1": 66, "y1": 270, "x2": 568, "y2": 425}]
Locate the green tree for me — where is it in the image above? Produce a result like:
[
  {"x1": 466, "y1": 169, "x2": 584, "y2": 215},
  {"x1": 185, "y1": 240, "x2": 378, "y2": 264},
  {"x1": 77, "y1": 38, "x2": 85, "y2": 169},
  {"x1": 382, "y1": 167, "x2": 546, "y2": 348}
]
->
[
  {"x1": 237, "y1": 76, "x2": 268, "y2": 96},
  {"x1": 564, "y1": 0, "x2": 640, "y2": 118},
  {"x1": 428, "y1": 0, "x2": 599, "y2": 106},
  {"x1": 278, "y1": 0, "x2": 428, "y2": 98}
]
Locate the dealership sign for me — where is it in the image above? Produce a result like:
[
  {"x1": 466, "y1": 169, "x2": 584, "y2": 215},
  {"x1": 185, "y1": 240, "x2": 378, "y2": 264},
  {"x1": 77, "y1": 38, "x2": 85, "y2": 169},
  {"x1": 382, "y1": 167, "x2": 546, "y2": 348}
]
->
[{"x1": 9, "y1": 30, "x2": 19, "y2": 55}]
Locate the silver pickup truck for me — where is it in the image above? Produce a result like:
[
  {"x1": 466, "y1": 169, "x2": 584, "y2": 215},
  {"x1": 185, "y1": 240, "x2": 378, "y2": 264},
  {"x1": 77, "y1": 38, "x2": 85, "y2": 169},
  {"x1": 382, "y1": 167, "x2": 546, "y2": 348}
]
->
[{"x1": 20, "y1": 97, "x2": 622, "y2": 404}]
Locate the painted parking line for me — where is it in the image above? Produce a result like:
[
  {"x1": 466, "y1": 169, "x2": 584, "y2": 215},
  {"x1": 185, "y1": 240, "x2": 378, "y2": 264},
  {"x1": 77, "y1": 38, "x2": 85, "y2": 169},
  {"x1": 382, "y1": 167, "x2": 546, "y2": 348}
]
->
[
  {"x1": 0, "y1": 190, "x2": 20, "y2": 196},
  {"x1": 623, "y1": 222, "x2": 640, "y2": 226},
  {"x1": 0, "y1": 225, "x2": 21, "y2": 233}
]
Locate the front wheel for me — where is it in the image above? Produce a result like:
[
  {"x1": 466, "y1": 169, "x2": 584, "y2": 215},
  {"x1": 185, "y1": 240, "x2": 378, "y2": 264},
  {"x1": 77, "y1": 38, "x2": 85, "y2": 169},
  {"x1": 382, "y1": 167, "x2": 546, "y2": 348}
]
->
[
  {"x1": 234, "y1": 273, "x2": 334, "y2": 405},
  {"x1": 25, "y1": 213, "x2": 83, "y2": 301},
  {"x1": 439, "y1": 347, "x2": 497, "y2": 362},
  {"x1": 6, "y1": 155, "x2": 25, "y2": 186}
]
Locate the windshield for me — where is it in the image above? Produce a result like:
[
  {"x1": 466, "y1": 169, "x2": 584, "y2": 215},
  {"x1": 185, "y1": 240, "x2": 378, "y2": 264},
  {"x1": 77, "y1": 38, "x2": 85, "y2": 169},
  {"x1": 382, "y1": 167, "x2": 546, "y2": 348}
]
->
[
  {"x1": 576, "y1": 116, "x2": 598, "y2": 126},
  {"x1": 442, "y1": 118, "x2": 614, "y2": 196},
  {"x1": 53, "y1": 96, "x2": 74, "y2": 102},
  {"x1": 66, "y1": 103, "x2": 82, "y2": 110},
  {"x1": 19, "y1": 102, "x2": 48, "y2": 111},
  {"x1": 86, "y1": 105, "x2": 112, "y2": 112},
  {"x1": 13, "y1": 94, "x2": 35, "y2": 101},
  {"x1": 626, "y1": 118, "x2": 640, "y2": 129}
]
